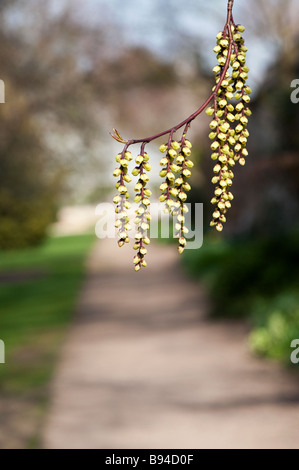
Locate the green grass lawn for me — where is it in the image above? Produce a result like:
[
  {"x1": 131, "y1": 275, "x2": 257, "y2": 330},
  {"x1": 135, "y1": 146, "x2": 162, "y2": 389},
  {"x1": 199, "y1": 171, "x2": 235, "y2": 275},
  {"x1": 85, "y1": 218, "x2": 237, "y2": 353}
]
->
[{"x1": 0, "y1": 234, "x2": 95, "y2": 446}]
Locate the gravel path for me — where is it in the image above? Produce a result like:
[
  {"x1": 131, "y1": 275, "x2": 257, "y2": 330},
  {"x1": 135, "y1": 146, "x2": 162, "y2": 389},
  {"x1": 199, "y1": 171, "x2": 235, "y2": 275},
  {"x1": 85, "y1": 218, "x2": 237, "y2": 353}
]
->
[{"x1": 43, "y1": 238, "x2": 299, "y2": 449}]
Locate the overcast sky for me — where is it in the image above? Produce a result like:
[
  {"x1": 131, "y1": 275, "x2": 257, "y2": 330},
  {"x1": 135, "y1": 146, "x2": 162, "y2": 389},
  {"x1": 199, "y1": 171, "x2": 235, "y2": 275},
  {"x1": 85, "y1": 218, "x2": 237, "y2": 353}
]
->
[{"x1": 80, "y1": 0, "x2": 275, "y2": 89}]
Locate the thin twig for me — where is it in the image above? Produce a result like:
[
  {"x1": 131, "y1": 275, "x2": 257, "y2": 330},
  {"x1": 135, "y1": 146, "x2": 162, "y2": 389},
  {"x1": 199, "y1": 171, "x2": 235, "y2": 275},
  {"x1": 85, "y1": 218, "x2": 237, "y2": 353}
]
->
[{"x1": 111, "y1": 0, "x2": 234, "y2": 149}]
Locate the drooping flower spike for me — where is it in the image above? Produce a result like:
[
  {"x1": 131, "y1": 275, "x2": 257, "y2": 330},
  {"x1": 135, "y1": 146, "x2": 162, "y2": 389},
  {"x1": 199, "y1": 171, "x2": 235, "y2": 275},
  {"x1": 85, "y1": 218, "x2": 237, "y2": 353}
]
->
[{"x1": 110, "y1": 0, "x2": 251, "y2": 270}]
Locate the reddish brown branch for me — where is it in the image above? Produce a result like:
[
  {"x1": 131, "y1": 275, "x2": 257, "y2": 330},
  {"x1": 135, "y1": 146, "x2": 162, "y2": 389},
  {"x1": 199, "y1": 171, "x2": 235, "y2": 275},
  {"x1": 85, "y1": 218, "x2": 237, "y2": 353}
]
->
[{"x1": 111, "y1": 0, "x2": 235, "y2": 149}]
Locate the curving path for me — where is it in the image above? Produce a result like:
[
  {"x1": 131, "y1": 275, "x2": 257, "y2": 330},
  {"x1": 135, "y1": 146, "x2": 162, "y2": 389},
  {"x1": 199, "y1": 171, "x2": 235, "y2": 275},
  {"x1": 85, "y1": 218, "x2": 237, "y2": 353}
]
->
[{"x1": 43, "y1": 238, "x2": 299, "y2": 449}]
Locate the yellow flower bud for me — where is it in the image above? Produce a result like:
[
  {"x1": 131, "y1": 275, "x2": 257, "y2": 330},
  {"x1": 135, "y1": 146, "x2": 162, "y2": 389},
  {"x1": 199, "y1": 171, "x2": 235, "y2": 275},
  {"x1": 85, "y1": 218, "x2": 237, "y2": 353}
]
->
[
  {"x1": 206, "y1": 107, "x2": 214, "y2": 116},
  {"x1": 159, "y1": 144, "x2": 168, "y2": 153},
  {"x1": 143, "y1": 162, "x2": 152, "y2": 172},
  {"x1": 182, "y1": 169, "x2": 191, "y2": 178},
  {"x1": 218, "y1": 99, "x2": 227, "y2": 108},
  {"x1": 211, "y1": 141, "x2": 220, "y2": 150},
  {"x1": 183, "y1": 183, "x2": 191, "y2": 191},
  {"x1": 113, "y1": 195, "x2": 121, "y2": 204},
  {"x1": 167, "y1": 172, "x2": 175, "y2": 181},
  {"x1": 209, "y1": 120, "x2": 218, "y2": 129},
  {"x1": 135, "y1": 155, "x2": 143, "y2": 165},
  {"x1": 171, "y1": 141, "x2": 180, "y2": 150},
  {"x1": 233, "y1": 33, "x2": 242, "y2": 41},
  {"x1": 160, "y1": 182, "x2": 168, "y2": 191},
  {"x1": 168, "y1": 148, "x2": 177, "y2": 158},
  {"x1": 176, "y1": 155, "x2": 184, "y2": 164},
  {"x1": 134, "y1": 182, "x2": 143, "y2": 192},
  {"x1": 133, "y1": 255, "x2": 141, "y2": 264},
  {"x1": 140, "y1": 174, "x2": 149, "y2": 183},
  {"x1": 242, "y1": 94, "x2": 251, "y2": 103},
  {"x1": 123, "y1": 174, "x2": 132, "y2": 183},
  {"x1": 178, "y1": 192, "x2": 187, "y2": 201},
  {"x1": 120, "y1": 158, "x2": 129, "y2": 167},
  {"x1": 170, "y1": 188, "x2": 179, "y2": 197},
  {"x1": 182, "y1": 147, "x2": 191, "y2": 156},
  {"x1": 125, "y1": 151, "x2": 133, "y2": 161},
  {"x1": 220, "y1": 39, "x2": 229, "y2": 48},
  {"x1": 170, "y1": 164, "x2": 181, "y2": 173},
  {"x1": 175, "y1": 177, "x2": 184, "y2": 186},
  {"x1": 113, "y1": 168, "x2": 122, "y2": 177},
  {"x1": 140, "y1": 222, "x2": 149, "y2": 232},
  {"x1": 185, "y1": 160, "x2": 194, "y2": 169},
  {"x1": 132, "y1": 168, "x2": 140, "y2": 177},
  {"x1": 213, "y1": 65, "x2": 221, "y2": 74},
  {"x1": 118, "y1": 185, "x2": 127, "y2": 194}
]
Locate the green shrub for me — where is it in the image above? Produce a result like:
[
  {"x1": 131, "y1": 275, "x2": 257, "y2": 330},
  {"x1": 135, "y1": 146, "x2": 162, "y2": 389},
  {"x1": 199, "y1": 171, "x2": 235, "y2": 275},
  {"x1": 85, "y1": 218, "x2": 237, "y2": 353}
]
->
[
  {"x1": 249, "y1": 292, "x2": 299, "y2": 363},
  {"x1": 183, "y1": 231, "x2": 299, "y2": 364}
]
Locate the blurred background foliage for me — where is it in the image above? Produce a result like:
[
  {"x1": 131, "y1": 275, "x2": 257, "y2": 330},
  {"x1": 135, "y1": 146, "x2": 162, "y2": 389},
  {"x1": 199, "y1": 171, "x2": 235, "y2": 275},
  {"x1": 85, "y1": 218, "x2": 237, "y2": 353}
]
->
[
  {"x1": 0, "y1": 0, "x2": 298, "y2": 422},
  {"x1": 0, "y1": 0, "x2": 298, "y2": 448}
]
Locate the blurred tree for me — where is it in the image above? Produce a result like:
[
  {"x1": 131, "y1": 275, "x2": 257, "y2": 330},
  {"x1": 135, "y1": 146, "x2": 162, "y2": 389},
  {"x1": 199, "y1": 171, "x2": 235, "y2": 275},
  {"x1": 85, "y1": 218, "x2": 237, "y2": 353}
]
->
[{"x1": 0, "y1": 83, "x2": 58, "y2": 248}]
